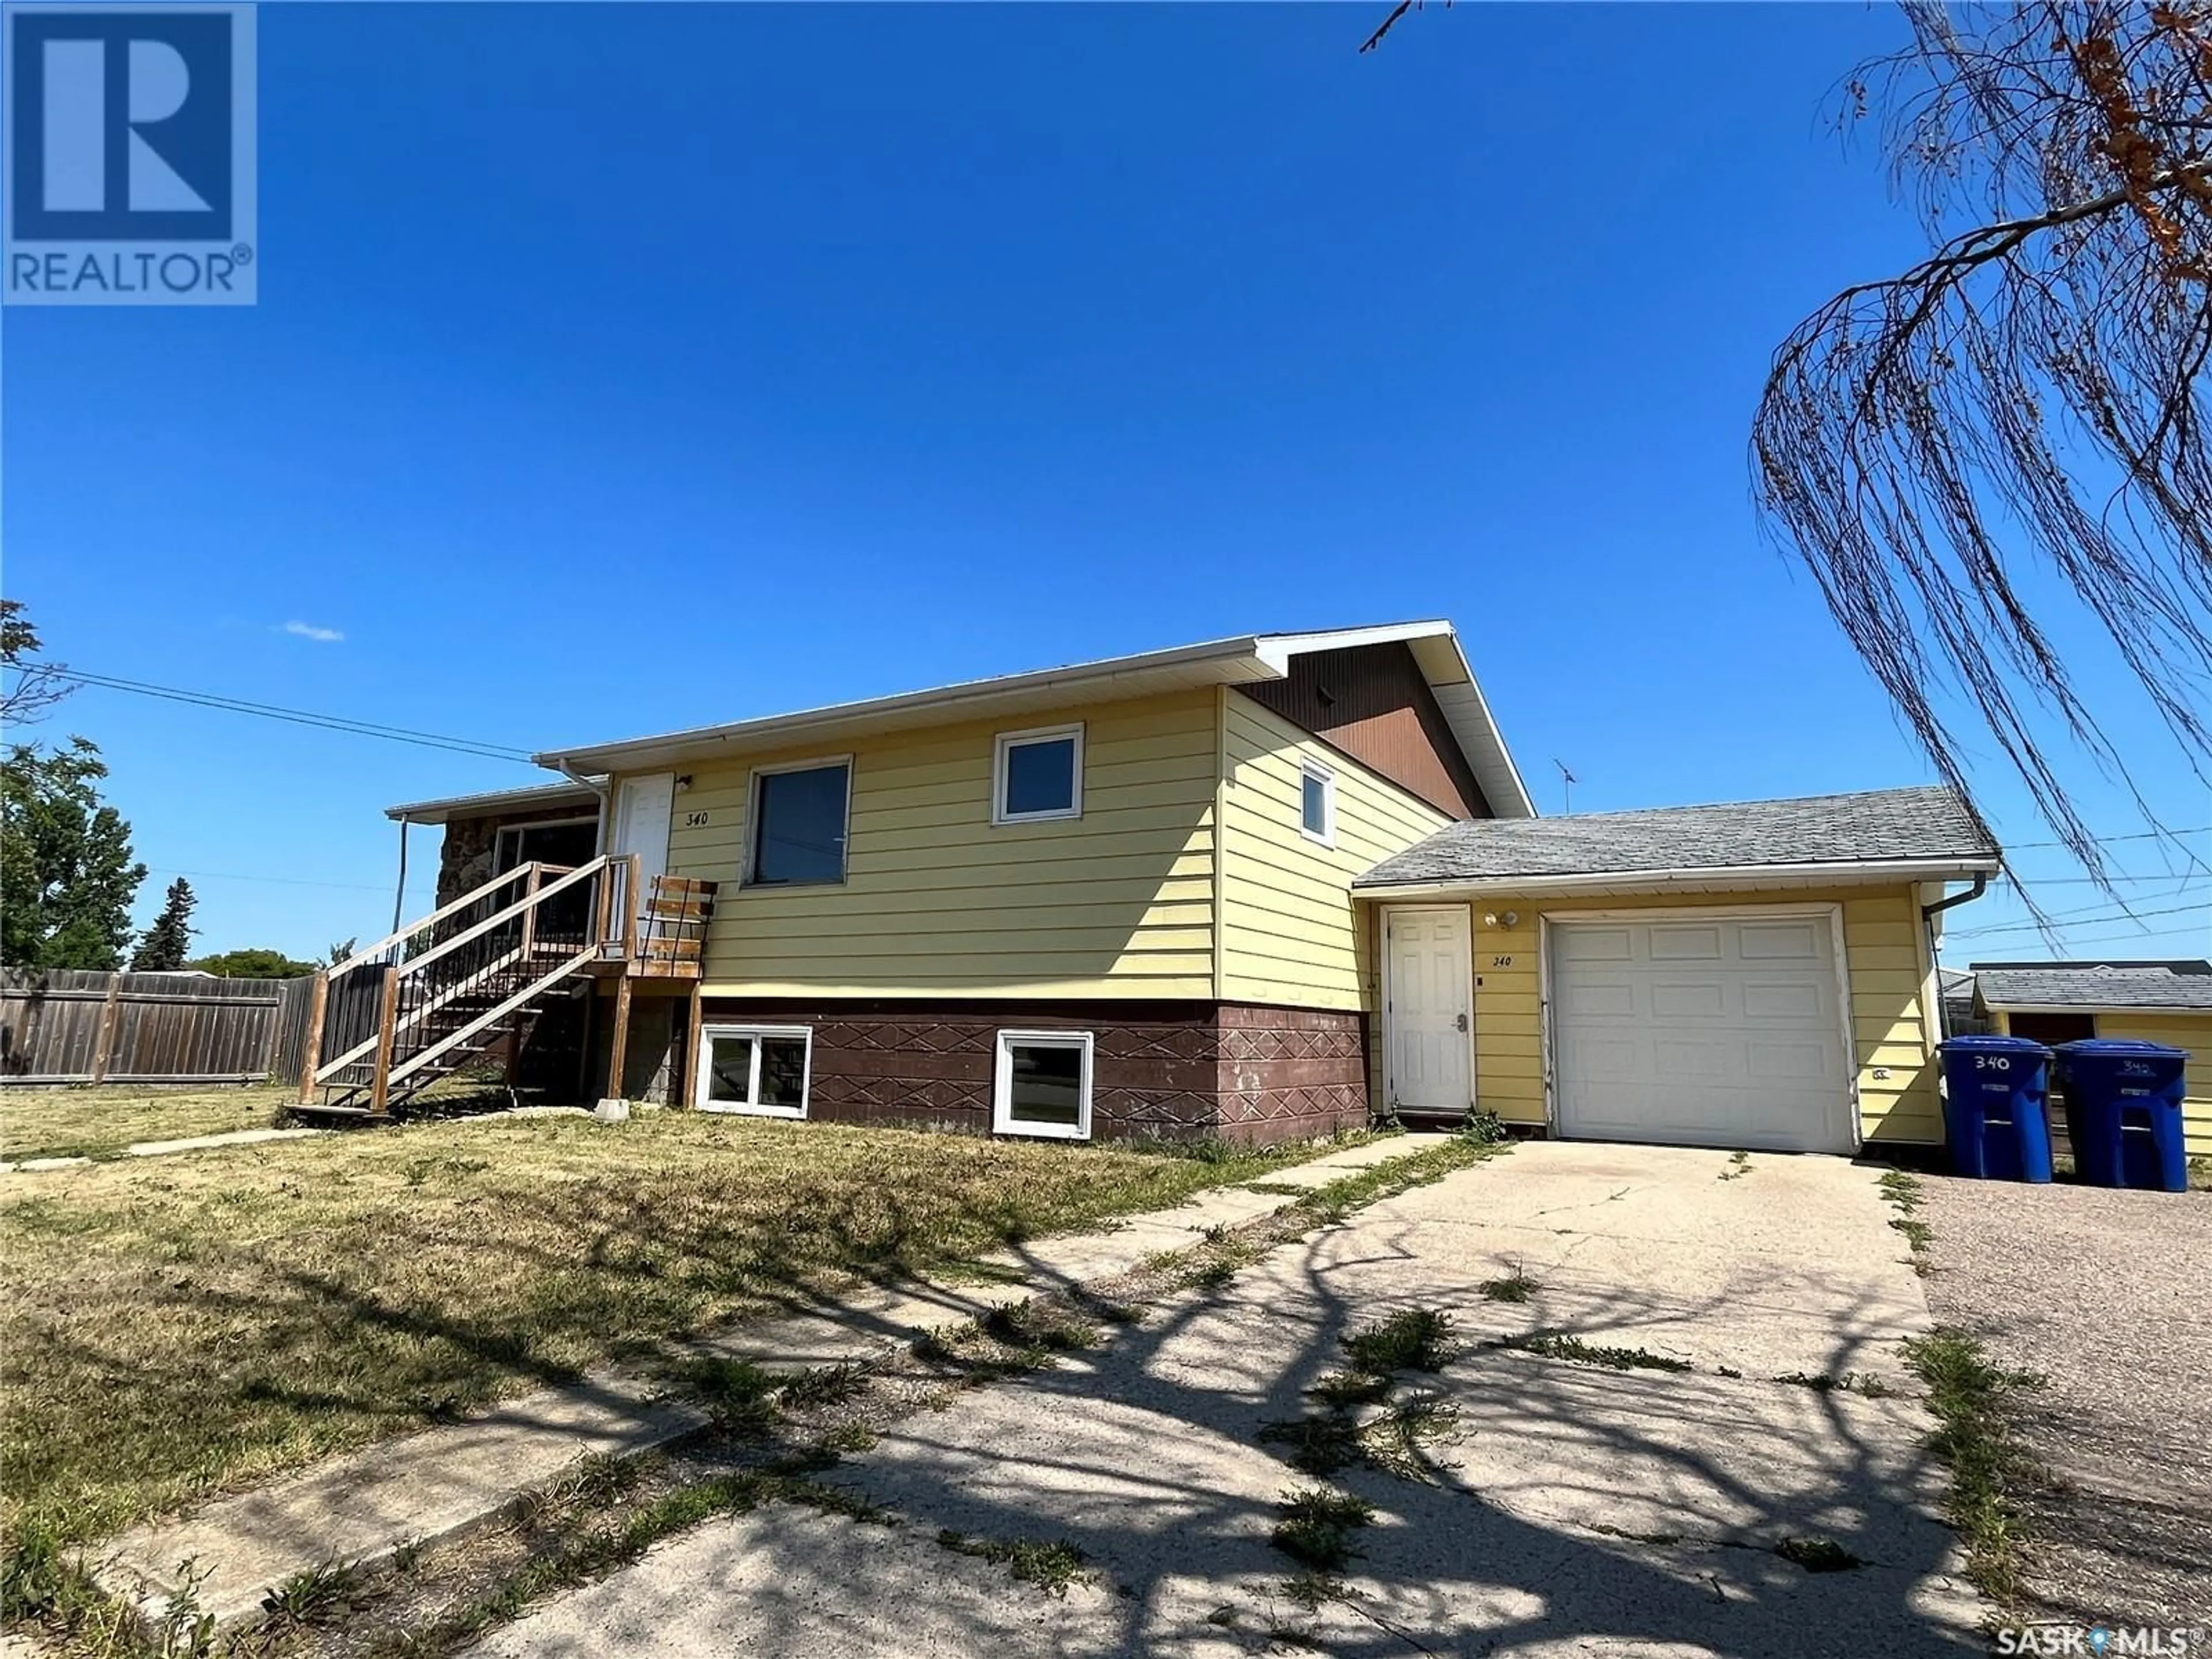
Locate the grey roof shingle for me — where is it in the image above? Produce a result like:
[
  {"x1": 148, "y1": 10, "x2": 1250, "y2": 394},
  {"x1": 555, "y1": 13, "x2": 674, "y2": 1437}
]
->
[
  {"x1": 1972, "y1": 961, "x2": 2212, "y2": 1013},
  {"x1": 1354, "y1": 785, "x2": 1997, "y2": 888}
]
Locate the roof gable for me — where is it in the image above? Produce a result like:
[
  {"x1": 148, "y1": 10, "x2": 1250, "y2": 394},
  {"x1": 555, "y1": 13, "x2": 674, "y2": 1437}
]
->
[{"x1": 528, "y1": 622, "x2": 1533, "y2": 817}]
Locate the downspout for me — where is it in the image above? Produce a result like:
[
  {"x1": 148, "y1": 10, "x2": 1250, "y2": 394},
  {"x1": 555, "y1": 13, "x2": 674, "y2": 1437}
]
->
[
  {"x1": 1920, "y1": 873, "x2": 1990, "y2": 1041},
  {"x1": 393, "y1": 817, "x2": 411, "y2": 933},
  {"x1": 553, "y1": 760, "x2": 612, "y2": 851}
]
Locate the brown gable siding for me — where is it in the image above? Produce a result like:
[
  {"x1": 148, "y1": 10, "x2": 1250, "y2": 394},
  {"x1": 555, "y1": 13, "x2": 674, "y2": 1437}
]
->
[{"x1": 1238, "y1": 642, "x2": 1488, "y2": 820}]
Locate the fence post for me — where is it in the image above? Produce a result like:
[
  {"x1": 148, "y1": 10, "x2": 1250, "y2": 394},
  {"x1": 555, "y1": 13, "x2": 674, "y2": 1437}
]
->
[
  {"x1": 369, "y1": 968, "x2": 402, "y2": 1115},
  {"x1": 89, "y1": 975, "x2": 124, "y2": 1085},
  {"x1": 298, "y1": 972, "x2": 330, "y2": 1103},
  {"x1": 623, "y1": 854, "x2": 642, "y2": 962}
]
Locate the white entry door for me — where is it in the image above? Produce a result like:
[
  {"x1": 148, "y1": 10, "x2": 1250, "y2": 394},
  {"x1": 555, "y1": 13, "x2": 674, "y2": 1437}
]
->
[
  {"x1": 1385, "y1": 907, "x2": 1473, "y2": 1114},
  {"x1": 608, "y1": 773, "x2": 674, "y2": 925},
  {"x1": 1550, "y1": 911, "x2": 1853, "y2": 1153}
]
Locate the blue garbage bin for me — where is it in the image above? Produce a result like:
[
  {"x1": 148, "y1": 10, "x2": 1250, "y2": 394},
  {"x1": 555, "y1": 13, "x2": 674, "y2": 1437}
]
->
[
  {"x1": 2052, "y1": 1039, "x2": 2190, "y2": 1192},
  {"x1": 1937, "y1": 1036, "x2": 2055, "y2": 1181}
]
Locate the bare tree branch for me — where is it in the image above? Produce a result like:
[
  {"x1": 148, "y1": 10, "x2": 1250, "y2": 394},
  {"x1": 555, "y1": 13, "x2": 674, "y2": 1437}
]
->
[{"x1": 1754, "y1": 2, "x2": 2212, "y2": 891}]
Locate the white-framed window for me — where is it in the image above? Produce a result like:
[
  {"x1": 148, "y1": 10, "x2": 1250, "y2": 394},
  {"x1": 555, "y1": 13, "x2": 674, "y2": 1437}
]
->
[
  {"x1": 993, "y1": 1029, "x2": 1094, "y2": 1141},
  {"x1": 992, "y1": 724, "x2": 1084, "y2": 824},
  {"x1": 1299, "y1": 759, "x2": 1336, "y2": 847},
  {"x1": 745, "y1": 757, "x2": 851, "y2": 887},
  {"x1": 695, "y1": 1024, "x2": 813, "y2": 1118}
]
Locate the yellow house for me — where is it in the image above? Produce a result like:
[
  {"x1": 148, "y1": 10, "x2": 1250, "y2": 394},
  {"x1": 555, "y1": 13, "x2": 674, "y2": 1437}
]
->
[
  {"x1": 359, "y1": 620, "x2": 1999, "y2": 1153},
  {"x1": 1972, "y1": 961, "x2": 2211, "y2": 1158}
]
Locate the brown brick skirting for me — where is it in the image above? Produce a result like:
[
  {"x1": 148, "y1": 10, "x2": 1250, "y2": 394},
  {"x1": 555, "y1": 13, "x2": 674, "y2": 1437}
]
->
[{"x1": 689, "y1": 998, "x2": 1369, "y2": 1146}]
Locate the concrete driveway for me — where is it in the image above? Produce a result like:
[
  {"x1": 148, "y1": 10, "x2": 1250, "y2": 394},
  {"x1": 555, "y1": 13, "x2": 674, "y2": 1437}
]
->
[{"x1": 479, "y1": 1142, "x2": 1982, "y2": 1657}]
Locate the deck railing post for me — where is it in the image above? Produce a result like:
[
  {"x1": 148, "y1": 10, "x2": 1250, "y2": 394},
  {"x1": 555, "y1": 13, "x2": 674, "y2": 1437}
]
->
[
  {"x1": 623, "y1": 854, "x2": 642, "y2": 962},
  {"x1": 297, "y1": 971, "x2": 330, "y2": 1103},
  {"x1": 605, "y1": 974, "x2": 635, "y2": 1104},
  {"x1": 520, "y1": 862, "x2": 544, "y2": 957},
  {"x1": 369, "y1": 967, "x2": 402, "y2": 1116},
  {"x1": 593, "y1": 856, "x2": 615, "y2": 950}
]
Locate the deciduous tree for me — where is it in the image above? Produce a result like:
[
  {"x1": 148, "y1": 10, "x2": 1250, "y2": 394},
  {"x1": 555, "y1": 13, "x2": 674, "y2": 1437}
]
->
[{"x1": 0, "y1": 739, "x2": 147, "y2": 970}]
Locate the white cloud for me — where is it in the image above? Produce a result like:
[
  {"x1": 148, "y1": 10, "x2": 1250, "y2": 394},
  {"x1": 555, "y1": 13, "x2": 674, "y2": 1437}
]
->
[{"x1": 282, "y1": 620, "x2": 344, "y2": 643}]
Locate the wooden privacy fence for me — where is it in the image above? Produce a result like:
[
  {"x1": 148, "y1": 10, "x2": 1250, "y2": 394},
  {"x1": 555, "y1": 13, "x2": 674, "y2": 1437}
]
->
[{"x1": 0, "y1": 969, "x2": 317, "y2": 1086}]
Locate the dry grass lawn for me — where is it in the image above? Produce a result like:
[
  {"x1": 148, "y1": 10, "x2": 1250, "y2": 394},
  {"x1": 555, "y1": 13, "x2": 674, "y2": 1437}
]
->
[
  {"x1": 1, "y1": 1108, "x2": 1337, "y2": 1550},
  {"x1": 0, "y1": 1084, "x2": 293, "y2": 1163}
]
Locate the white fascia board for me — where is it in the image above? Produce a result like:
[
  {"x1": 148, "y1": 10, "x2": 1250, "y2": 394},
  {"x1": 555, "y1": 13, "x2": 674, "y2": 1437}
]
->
[
  {"x1": 1257, "y1": 620, "x2": 1537, "y2": 821},
  {"x1": 1251, "y1": 620, "x2": 1456, "y2": 673},
  {"x1": 536, "y1": 636, "x2": 1272, "y2": 774},
  {"x1": 1978, "y1": 999, "x2": 2212, "y2": 1016},
  {"x1": 385, "y1": 777, "x2": 601, "y2": 823},
  {"x1": 1353, "y1": 857, "x2": 2003, "y2": 900}
]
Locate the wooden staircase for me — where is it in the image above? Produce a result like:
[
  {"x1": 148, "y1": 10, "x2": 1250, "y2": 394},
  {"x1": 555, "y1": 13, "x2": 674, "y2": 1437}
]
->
[{"x1": 294, "y1": 854, "x2": 714, "y2": 1122}]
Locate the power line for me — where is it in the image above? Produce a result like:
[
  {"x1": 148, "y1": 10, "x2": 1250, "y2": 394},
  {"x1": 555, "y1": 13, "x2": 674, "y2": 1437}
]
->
[
  {"x1": 145, "y1": 866, "x2": 392, "y2": 894},
  {"x1": 1999, "y1": 873, "x2": 2207, "y2": 885},
  {"x1": 2001, "y1": 825, "x2": 2211, "y2": 850},
  {"x1": 1964, "y1": 923, "x2": 2211, "y2": 953},
  {"x1": 1948, "y1": 901, "x2": 2212, "y2": 937},
  {"x1": 21, "y1": 662, "x2": 537, "y2": 763}
]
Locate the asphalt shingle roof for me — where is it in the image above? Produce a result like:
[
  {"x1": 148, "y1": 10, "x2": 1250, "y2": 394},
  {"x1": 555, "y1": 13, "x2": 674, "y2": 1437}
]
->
[
  {"x1": 1354, "y1": 785, "x2": 1997, "y2": 888},
  {"x1": 1972, "y1": 961, "x2": 2212, "y2": 1013}
]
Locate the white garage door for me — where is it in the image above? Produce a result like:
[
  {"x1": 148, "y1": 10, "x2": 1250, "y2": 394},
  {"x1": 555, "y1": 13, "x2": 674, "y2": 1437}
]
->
[{"x1": 1550, "y1": 912, "x2": 1854, "y2": 1154}]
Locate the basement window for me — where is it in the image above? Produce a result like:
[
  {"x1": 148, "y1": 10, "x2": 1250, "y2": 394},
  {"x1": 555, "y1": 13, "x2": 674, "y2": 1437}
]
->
[
  {"x1": 993, "y1": 1029, "x2": 1093, "y2": 1141},
  {"x1": 993, "y1": 724, "x2": 1083, "y2": 824},
  {"x1": 1300, "y1": 760, "x2": 1336, "y2": 847},
  {"x1": 696, "y1": 1025, "x2": 812, "y2": 1119}
]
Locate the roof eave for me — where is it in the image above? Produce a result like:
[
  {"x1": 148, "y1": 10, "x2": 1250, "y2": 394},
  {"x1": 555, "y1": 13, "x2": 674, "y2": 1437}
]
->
[
  {"x1": 1352, "y1": 855, "x2": 2001, "y2": 899},
  {"x1": 384, "y1": 778, "x2": 601, "y2": 824},
  {"x1": 1978, "y1": 999, "x2": 2212, "y2": 1016},
  {"x1": 533, "y1": 635, "x2": 1274, "y2": 774}
]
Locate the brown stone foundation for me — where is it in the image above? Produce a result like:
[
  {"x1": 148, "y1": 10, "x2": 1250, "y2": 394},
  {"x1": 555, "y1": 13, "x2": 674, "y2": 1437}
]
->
[{"x1": 679, "y1": 998, "x2": 1369, "y2": 1146}]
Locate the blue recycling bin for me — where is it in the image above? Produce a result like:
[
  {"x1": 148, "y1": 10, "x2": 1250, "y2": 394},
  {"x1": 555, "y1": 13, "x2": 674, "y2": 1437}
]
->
[
  {"x1": 1937, "y1": 1036, "x2": 2055, "y2": 1181},
  {"x1": 2052, "y1": 1039, "x2": 2190, "y2": 1193}
]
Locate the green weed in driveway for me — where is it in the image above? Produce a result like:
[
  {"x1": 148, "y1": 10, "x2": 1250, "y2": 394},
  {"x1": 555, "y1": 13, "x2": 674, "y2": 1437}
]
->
[{"x1": 1903, "y1": 1327, "x2": 2046, "y2": 1606}]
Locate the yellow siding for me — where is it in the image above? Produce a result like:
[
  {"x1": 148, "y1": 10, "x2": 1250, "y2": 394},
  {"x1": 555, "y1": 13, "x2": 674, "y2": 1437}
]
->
[
  {"x1": 2091, "y1": 1013, "x2": 2212, "y2": 1158},
  {"x1": 1395, "y1": 884, "x2": 1942, "y2": 1143},
  {"x1": 631, "y1": 690, "x2": 1220, "y2": 998},
  {"x1": 1217, "y1": 694, "x2": 1456, "y2": 1012}
]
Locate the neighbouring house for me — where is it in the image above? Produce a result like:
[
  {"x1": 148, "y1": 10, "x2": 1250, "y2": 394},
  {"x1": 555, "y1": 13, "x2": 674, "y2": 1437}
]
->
[
  {"x1": 324, "y1": 620, "x2": 2001, "y2": 1155},
  {"x1": 1974, "y1": 960, "x2": 2211, "y2": 1157}
]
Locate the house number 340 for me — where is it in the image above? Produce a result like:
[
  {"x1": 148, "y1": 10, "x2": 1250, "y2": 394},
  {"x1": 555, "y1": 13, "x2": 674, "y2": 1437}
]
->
[
  {"x1": 684, "y1": 810, "x2": 710, "y2": 828},
  {"x1": 1490, "y1": 955, "x2": 1514, "y2": 968}
]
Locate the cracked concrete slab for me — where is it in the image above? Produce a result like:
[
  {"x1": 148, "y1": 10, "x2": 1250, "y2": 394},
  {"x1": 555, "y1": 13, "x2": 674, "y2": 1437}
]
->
[
  {"x1": 96, "y1": 1134, "x2": 1429, "y2": 1626},
  {"x1": 481, "y1": 1142, "x2": 1983, "y2": 1658}
]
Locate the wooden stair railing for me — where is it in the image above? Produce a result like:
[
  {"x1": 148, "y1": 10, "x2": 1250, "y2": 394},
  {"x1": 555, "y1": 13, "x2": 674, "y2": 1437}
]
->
[{"x1": 297, "y1": 854, "x2": 620, "y2": 1117}]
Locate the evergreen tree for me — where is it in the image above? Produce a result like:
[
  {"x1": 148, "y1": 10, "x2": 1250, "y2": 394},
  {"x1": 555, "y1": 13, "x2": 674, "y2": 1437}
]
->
[
  {"x1": 0, "y1": 738, "x2": 147, "y2": 970},
  {"x1": 131, "y1": 877, "x2": 197, "y2": 971}
]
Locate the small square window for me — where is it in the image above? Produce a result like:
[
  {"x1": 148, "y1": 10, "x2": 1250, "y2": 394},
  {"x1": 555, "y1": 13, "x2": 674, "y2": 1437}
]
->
[
  {"x1": 993, "y1": 1029, "x2": 1094, "y2": 1140},
  {"x1": 993, "y1": 725, "x2": 1084, "y2": 824},
  {"x1": 1300, "y1": 761, "x2": 1335, "y2": 847},
  {"x1": 748, "y1": 761, "x2": 850, "y2": 886},
  {"x1": 696, "y1": 1025, "x2": 812, "y2": 1118}
]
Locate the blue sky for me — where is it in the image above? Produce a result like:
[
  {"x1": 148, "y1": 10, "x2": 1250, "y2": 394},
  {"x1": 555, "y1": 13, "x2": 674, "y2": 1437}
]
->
[{"x1": 4, "y1": 2, "x2": 2206, "y2": 967}]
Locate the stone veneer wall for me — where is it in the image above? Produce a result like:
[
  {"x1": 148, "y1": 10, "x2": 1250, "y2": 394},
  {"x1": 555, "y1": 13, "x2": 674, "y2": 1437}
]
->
[{"x1": 687, "y1": 998, "x2": 1369, "y2": 1145}]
